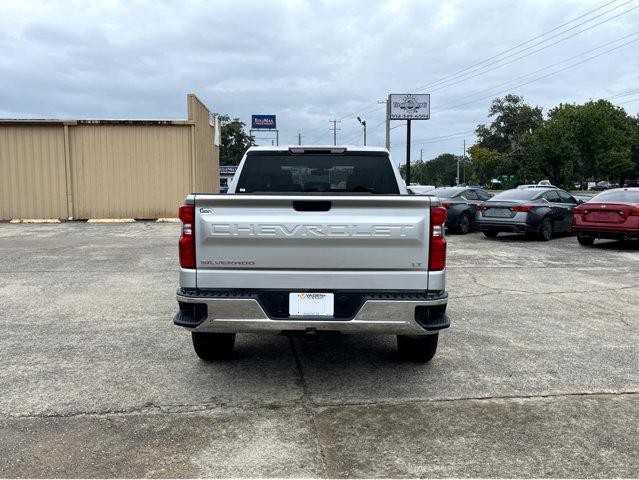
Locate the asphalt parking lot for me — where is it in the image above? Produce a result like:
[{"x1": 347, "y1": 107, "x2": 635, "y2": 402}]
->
[{"x1": 0, "y1": 222, "x2": 637, "y2": 478}]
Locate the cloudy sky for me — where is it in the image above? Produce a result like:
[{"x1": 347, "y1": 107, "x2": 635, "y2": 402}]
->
[{"x1": 0, "y1": 0, "x2": 638, "y2": 163}]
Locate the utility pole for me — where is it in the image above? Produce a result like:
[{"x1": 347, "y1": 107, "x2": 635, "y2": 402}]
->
[
  {"x1": 329, "y1": 119, "x2": 341, "y2": 146},
  {"x1": 420, "y1": 149, "x2": 423, "y2": 161},
  {"x1": 463, "y1": 139, "x2": 466, "y2": 184},
  {"x1": 298, "y1": 133, "x2": 302, "y2": 145}
]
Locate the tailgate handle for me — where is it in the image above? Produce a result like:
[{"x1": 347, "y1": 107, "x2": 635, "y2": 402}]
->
[{"x1": 293, "y1": 201, "x2": 332, "y2": 212}]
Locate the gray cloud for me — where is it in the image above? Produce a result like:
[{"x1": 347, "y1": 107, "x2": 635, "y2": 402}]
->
[{"x1": 0, "y1": 0, "x2": 637, "y2": 162}]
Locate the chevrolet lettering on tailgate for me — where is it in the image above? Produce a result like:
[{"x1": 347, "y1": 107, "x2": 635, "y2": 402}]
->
[{"x1": 209, "y1": 223, "x2": 418, "y2": 238}]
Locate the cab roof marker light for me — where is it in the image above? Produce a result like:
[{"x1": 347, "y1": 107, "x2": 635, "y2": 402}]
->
[{"x1": 288, "y1": 147, "x2": 347, "y2": 154}]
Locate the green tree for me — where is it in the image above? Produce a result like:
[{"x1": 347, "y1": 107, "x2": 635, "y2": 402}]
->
[
  {"x1": 401, "y1": 153, "x2": 463, "y2": 186},
  {"x1": 474, "y1": 94, "x2": 543, "y2": 181},
  {"x1": 524, "y1": 110, "x2": 579, "y2": 188},
  {"x1": 524, "y1": 100, "x2": 636, "y2": 186},
  {"x1": 571, "y1": 100, "x2": 635, "y2": 184},
  {"x1": 401, "y1": 160, "x2": 428, "y2": 185},
  {"x1": 468, "y1": 145, "x2": 509, "y2": 185},
  {"x1": 476, "y1": 94, "x2": 543, "y2": 151},
  {"x1": 219, "y1": 115, "x2": 254, "y2": 166}
]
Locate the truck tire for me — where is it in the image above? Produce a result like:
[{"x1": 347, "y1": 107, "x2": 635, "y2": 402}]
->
[
  {"x1": 191, "y1": 332, "x2": 236, "y2": 361},
  {"x1": 397, "y1": 334, "x2": 438, "y2": 362}
]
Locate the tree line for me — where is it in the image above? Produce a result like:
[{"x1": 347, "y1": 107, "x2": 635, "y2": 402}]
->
[{"x1": 404, "y1": 94, "x2": 639, "y2": 189}]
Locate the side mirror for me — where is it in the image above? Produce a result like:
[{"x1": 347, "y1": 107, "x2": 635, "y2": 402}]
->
[
  {"x1": 407, "y1": 188, "x2": 415, "y2": 195},
  {"x1": 577, "y1": 199, "x2": 584, "y2": 205}
]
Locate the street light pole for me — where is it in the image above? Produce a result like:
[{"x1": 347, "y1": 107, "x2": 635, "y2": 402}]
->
[{"x1": 357, "y1": 117, "x2": 367, "y2": 146}]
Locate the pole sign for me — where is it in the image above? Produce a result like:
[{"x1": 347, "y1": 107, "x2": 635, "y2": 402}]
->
[
  {"x1": 389, "y1": 94, "x2": 430, "y2": 120},
  {"x1": 251, "y1": 114, "x2": 277, "y2": 129},
  {"x1": 219, "y1": 166, "x2": 238, "y2": 176},
  {"x1": 388, "y1": 93, "x2": 430, "y2": 186}
]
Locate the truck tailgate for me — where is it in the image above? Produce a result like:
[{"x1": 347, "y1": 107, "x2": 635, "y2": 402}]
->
[{"x1": 192, "y1": 194, "x2": 433, "y2": 290}]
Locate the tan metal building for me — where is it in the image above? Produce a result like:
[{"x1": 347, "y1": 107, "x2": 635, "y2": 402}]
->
[{"x1": 0, "y1": 94, "x2": 219, "y2": 220}]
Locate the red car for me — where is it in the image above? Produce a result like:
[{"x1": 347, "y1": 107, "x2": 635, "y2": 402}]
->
[{"x1": 572, "y1": 188, "x2": 639, "y2": 245}]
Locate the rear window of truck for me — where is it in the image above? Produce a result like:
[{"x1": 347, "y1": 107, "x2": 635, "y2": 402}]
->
[{"x1": 235, "y1": 152, "x2": 400, "y2": 194}]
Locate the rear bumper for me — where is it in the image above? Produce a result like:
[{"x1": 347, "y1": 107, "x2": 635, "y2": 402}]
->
[
  {"x1": 477, "y1": 221, "x2": 529, "y2": 233},
  {"x1": 574, "y1": 227, "x2": 639, "y2": 240},
  {"x1": 174, "y1": 289, "x2": 449, "y2": 335}
]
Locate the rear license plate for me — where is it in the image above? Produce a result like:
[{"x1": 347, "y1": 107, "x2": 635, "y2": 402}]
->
[
  {"x1": 289, "y1": 293, "x2": 334, "y2": 317},
  {"x1": 485, "y1": 208, "x2": 512, "y2": 217},
  {"x1": 585, "y1": 212, "x2": 621, "y2": 223}
]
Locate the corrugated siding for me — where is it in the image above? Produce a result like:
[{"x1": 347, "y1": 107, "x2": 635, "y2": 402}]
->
[
  {"x1": 69, "y1": 125, "x2": 192, "y2": 219},
  {"x1": 188, "y1": 94, "x2": 219, "y2": 193},
  {"x1": 0, "y1": 125, "x2": 68, "y2": 220}
]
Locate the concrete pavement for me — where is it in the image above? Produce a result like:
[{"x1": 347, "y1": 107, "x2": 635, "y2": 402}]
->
[{"x1": 0, "y1": 223, "x2": 637, "y2": 477}]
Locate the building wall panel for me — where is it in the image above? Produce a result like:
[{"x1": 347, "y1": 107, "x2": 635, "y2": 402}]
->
[
  {"x1": 1, "y1": 94, "x2": 218, "y2": 220},
  {"x1": 188, "y1": 94, "x2": 219, "y2": 193},
  {"x1": 0, "y1": 125, "x2": 68, "y2": 220},
  {"x1": 69, "y1": 125, "x2": 192, "y2": 219}
]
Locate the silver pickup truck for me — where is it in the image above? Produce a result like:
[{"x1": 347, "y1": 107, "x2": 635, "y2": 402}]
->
[{"x1": 174, "y1": 146, "x2": 449, "y2": 361}]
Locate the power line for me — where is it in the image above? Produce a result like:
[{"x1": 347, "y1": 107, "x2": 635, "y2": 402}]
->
[
  {"x1": 327, "y1": 0, "x2": 637, "y2": 124},
  {"x1": 434, "y1": 36, "x2": 639, "y2": 113},
  {"x1": 608, "y1": 88, "x2": 639, "y2": 99},
  {"x1": 394, "y1": 131, "x2": 475, "y2": 146},
  {"x1": 616, "y1": 97, "x2": 639, "y2": 104},
  {"x1": 354, "y1": 4, "x2": 639, "y2": 123},
  {"x1": 305, "y1": 0, "x2": 637, "y2": 146},
  {"x1": 434, "y1": 32, "x2": 639, "y2": 111},
  {"x1": 417, "y1": 5, "x2": 639, "y2": 96},
  {"x1": 412, "y1": 0, "x2": 635, "y2": 93}
]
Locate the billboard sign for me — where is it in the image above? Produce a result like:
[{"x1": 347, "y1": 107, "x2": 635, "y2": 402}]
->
[
  {"x1": 219, "y1": 166, "x2": 238, "y2": 176},
  {"x1": 251, "y1": 114, "x2": 277, "y2": 129},
  {"x1": 389, "y1": 94, "x2": 430, "y2": 120}
]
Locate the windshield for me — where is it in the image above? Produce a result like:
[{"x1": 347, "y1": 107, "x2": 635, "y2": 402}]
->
[
  {"x1": 591, "y1": 189, "x2": 639, "y2": 203},
  {"x1": 429, "y1": 187, "x2": 465, "y2": 197},
  {"x1": 235, "y1": 152, "x2": 399, "y2": 194},
  {"x1": 491, "y1": 189, "x2": 542, "y2": 201}
]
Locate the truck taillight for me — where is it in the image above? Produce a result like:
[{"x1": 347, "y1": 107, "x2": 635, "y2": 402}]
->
[
  {"x1": 429, "y1": 206, "x2": 447, "y2": 271},
  {"x1": 179, "y1": 205, "x2": 196, "y2": 269},
  {"x1": 476, "y1": 204, "x2": 486, "y2": 211}
]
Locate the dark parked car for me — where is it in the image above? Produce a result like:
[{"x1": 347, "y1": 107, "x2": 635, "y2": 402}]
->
[
  {"x1": 572, "y1": 187, "x2": 639, "y2": 245},
  {"x1": 476, "y1": 187, "x2": 580, "y2": 241},
  {"x1": 428, "y1": 186, "x2": 492, "y2": 234}
]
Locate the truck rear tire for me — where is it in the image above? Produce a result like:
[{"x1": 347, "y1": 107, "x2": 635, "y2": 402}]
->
[
  {"x1": 191, "y1": 332, "x2": 236, "y2": 361},
  {"x1": 397, "y1": 333, "x2": 438, "y2": 362}
]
